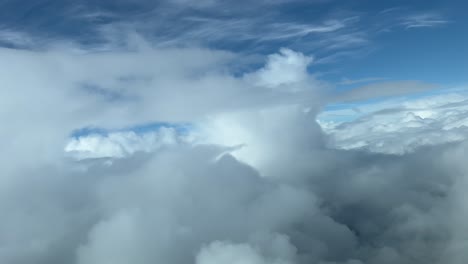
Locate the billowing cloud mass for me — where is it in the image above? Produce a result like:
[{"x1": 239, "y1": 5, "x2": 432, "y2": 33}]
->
[
  {"x1": 0, "y1": 3, "x2": 467, "y2": 264},
  {"x1": 244, "y1": 48, "x2": 314, "y2": 90},
  {"x1": 321, "y1": 90, "x2": 468, "y2": 154}
]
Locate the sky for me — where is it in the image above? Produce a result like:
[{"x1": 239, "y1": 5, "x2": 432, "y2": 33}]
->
[{"x1": 1, "y1": 0, "x2": 468, "y2": 264}]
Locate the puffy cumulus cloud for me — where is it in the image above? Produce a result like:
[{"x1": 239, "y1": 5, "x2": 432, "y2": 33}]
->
[
  {"x1": 244, "y1": 48, "x2": 315, "y2": 91},
  {"x1": 1, "y1": 34, "x2": 468, "y2": 264},
  {"x1": 196, "y1": 233, "x2": 297, "y2": 264},
  {"x1": 71, "y1": 145, "x2": 320, "y2": 264},
  {"x1": 196, "y1": 105, "x2": 326, "y2": 177},
  {"x1": 197, "y1": 242, "x2": 273, "y2": 264},
  {"x1": 322, "y1": 90, "x2": 468, "y2": 154}
]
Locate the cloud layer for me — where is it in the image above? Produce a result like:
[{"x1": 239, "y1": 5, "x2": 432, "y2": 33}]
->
[
  {"x1": 1, "y1": 30, "x2": 468, "y2": 264},
  {"x1": 322, "y1": 90, "x2": 468, "y2": 154}
]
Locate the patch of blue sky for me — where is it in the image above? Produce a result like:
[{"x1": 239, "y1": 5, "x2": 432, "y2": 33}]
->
[
  {"x1": 319, "y1": 103, "x2": 367, "y2": 123},
  {"x1": 70, "y1": 122, "x2": 193, "y2": 138}
]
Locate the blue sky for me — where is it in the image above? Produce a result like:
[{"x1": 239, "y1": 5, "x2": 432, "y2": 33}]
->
[
  {"x1": 1, "y1": 0, "x2": 466, "y2": 133},
  {"x1": 1, "y1": 0, "x2": 465, "y2": 86}
]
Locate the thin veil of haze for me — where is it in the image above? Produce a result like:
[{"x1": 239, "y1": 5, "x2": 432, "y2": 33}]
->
[{"x1": 1, "y1": 0, "x2": 468, "y2": 264}]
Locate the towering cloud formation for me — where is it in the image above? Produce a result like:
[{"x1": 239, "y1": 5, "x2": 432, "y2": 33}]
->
[{"x1": 0, "y1": 41, "x2": 467, "y2": 264}]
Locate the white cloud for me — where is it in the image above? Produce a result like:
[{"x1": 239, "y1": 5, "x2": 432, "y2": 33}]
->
[
  {"x1": 197, "y1": 242, "x2": 270, "y2": 264},
  {"x1": 196, "y1": 105, "x2": 324, "y2": 176},
  {"x1": 400, "y1": 13, "x2": 449, "y2": 29},
  {"x1": 321, "y1": 89, "x2": 468, "y2": 154},
  {"x1": 155, "y1": 16, "x2": 349, "y2": 50},
  {"x1": 196, "y1": 234, "x2": 297, "y2": 264},
  {"x1": 244, "y1": 48, "x2": 313, "y2": 91},
  {"x1": 1, "y1": 31, "x2": 468, "y2": 264}
]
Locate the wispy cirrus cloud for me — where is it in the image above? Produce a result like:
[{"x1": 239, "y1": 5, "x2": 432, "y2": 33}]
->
[
  {"x1": 400, "y1": 13, "x2": 449, "y2": 29},
  {"x1": 165, "y1": 16, "x2": 348, "y2": 44},
  {"x1": 338, "y1": 77, "x2": 387, "y2": 85},
  {"x1": 0, "y1": 29, "x2": 34, "y2": 48},
  {"x1": 0, "y1": 0, "x2": 368, "y2": 56},
  {"x1": 375, "y1": 7, "x2": 449, "y2": 31}
]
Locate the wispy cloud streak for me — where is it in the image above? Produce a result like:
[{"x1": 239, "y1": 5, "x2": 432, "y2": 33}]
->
[{"x1": 400, "y1": 13, "x2": 449, "y2": 29}]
